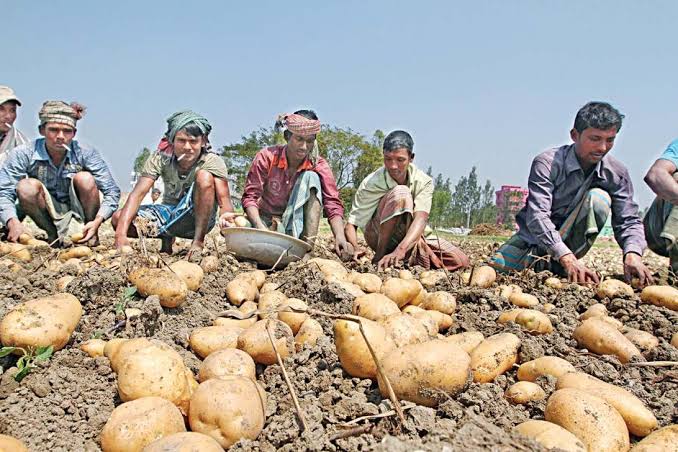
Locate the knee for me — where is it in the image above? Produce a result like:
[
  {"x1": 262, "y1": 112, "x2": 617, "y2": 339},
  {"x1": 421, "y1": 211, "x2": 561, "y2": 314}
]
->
[
  {"x1": 16, "y1": 178, "x2": 43, "y2": 201},
  {"x1": 299, "y1": 171, "x2": 320, "y2": 185},
  {"x1": 390, "y1": 185, "x2": 413, "y2": 201},
  {"x1": 587, "y1": 188, "x2": 611, "y2": 212},
  {"x1": 73, "y1": 171, "x2": 97, "y2": 191},
  {"x1": 195, "y1": 170, "x2": 215, "y2": 190},
  {"x1": 111, "y1": 210, "x2": 120, "y2": 227}
]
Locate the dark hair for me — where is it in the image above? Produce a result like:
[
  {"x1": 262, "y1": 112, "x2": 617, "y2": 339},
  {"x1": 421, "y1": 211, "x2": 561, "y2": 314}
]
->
[
  {"x1": 383, "y1": 130, "x2": 414, "y2": 156},
  {"x1": 180, "y1": 123, "x2": 207, "y2": 138},
  {"x1": 152, "y1": 188, "x2": 161, "y2": 194},
  {"x1": 278, "y1": 109, "x2": 319, "y2": 141},
  {"x1": 573, "y1": 102, "x2": 624, "y2": 133}
]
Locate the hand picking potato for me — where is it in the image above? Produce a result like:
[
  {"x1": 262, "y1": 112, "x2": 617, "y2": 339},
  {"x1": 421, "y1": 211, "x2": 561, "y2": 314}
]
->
[
  {"x1": 381, "y1": 278, "x2": 423, "y2": 307},
  {"x1": 18, "y1": 233, "x2": 32, "y2": 245},
  {"x1": 470, "y1": 333, "x2": 521, "y2": 383},
  {"x1": 350, "y1": 272, "x2": 382, "y2": 293},
  {"x1": 442, "y1": 331, "x2": 484, "y2": 353},
  {"x1": 80, "y1": 338, "x2": 106, "y2": 358},
  {"x1": 188, "y1": 377, "x2": 266, "y2": 448},
  {"x1": 199, "y1": 255, "x2": 219, "y2": 273},
  {"x1": 517, "y1": 356, "x2": 575, "y2": 382},
  {"x1": 334, "y1": 317, "x2": 395, "y2": 379},
  {"x1": 545, "y1": 388, "x2": 629, "y2": 452},
  {"x1": 353, "y1": 293, "x2": 401, "y2": 321},
  {"x1": 640, "y1": 285, "x2": 678, "y2": 311},
  {"x1": 278, "y1": 298, "x2": 308, "y2": 333},
  {"x1": 258, "y1": 291, "x2": 287, "y2": 319},
  {"x1": 0, "y1": 242, "x2": 32, "y2": 263},
  {"x1": 169, "y1": 260, "x2": 204, "y2": 291},
  {"x1": 631, "y1": 424, "x2": 678, "y2": 451},
  {"x1": 142, "y1": 432, "x2": 224, "y2": 452},
  {"x1": 225, "y1": 275, "x2": 258, "y2": 306},
  {"x1": 198, "y1": 348, "x2": 256, "y2": 382},
  {"x1": 237, "y1": 319, "x2": 294, "y2": 365},
  {"x1": 100, "y1": 396, "x2": 186, "y2": 452},
  {"x1": 596, "y1": 278, "x2": 634, "y2": 299},
  {"x1": 294, "y1": 317, "x2": 323, "y2": 351},
  {"x1": 514, "y1": 420, "x2": 585, "y2": 452},
  {"x1": 579, "y1": 303, "x2": 608, "y2": 320},
  {"x1": 0, "y1": 434, "x2": 28, "y2": 452},
  {"x1": 469, "y1": 266, "x2": 496, "y2": 288},
  {"x1": 189, "y1": 326, "x2": 242, "y2": 359},
  {"x1": 379, "y1": 313, "x2": 431, "y2": 347},
  {"x1": 622, "y1": 327, "x2": 659, "y2": 352},
  {"x1": 420, "y1": 291, "x2": 456, "y2": 315},
  {"x1": 419, "y1": 270, "x2": 445, "y2": 289},
  {"x1": 58, "y1": 245, "x2": 92, "y2": 262},
  {"x1": 505, "y1": 381, "x2": 546, "y2": 404},
  {"x1": 544, "y1": 277, "x2": 564, "y2": 290},
  {"x1": 309, "y1": 257, "x2": 349, "y2": 282},
  {"x1": 509, "y1": 292, "x2": 539, "y2": 308},
  {"x1": 0, "y1": 293, "x2": 82, "y2": 352},
  {"x1": 129, "y1": 267, "x2": 188, "y2": 308},
  {"x1": 556, "y1": 372, "x2": 658, "y2": 437},
  {"x1": 573, "y1": 318, "x2": 642, "y2": 364},
  {"x1": 70, "y1": 232, "x2": 84, "y2": 243}
]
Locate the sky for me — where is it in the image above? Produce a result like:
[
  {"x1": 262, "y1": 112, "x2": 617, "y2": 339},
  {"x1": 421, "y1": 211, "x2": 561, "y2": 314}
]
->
[{"x1": 4, "y1": 0, "x2": 678, "y2": 207}]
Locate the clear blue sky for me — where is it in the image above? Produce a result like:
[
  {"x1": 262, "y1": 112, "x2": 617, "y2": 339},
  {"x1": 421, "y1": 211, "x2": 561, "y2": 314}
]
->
[{"x1": 4, "y1": 1, "x2": 678, "y2": 207}]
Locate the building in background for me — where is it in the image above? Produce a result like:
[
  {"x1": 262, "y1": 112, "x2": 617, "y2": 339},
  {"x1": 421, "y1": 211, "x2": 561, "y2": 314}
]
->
[{"x1": 495, "y1": 185, "x2": 528, "y2": 229}]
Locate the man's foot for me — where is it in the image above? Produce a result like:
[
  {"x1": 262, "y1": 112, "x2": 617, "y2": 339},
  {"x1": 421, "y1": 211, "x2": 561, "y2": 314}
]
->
[
  {"x1": 160, "y1": 236, "x2": 175, "y2": 254},
  {"x1": 186, "y1": 241, "x2": 204, "y2": 261}
]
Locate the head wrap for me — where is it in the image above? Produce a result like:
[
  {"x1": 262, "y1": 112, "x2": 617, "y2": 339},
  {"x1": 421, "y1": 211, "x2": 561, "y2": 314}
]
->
[
  {"x1": 165, "y1": 110, "x2": 212, "y2": 144},
  {"x1": 39, "y1": 101, "x2": 86, "y2": 128},
  {"x1": 277, "y1": 113, "x2": 321, "y2": 137}
]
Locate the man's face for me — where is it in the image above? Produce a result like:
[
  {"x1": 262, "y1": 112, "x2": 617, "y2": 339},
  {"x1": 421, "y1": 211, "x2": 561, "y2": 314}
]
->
[
  {"x1": 286, "y1": 133, "x2": 316, "y2": 163},
  {"x1": 0, "y1": 101, "x2": 18, "y2": 133},
  {"x1": 571, "y1": 127, "x2": 618, "y2": 168},
  {"x1": 151, "y1": 191, "x2": 160, "y2": 202},
  {"x1": 41, "y1": 122, "x2": 76, "y2": 151},
  {"x1": 173, "y1": 130, "x2": 204, "y2": 167},
  {"x1": 383, "y1": 148, "x2": 412, "y2": 183}
]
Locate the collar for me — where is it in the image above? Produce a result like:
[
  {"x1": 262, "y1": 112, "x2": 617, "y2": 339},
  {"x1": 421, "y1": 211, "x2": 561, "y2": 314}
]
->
[
  {"x1": 383, "y1": 163, "x2": 414, "y2": 187},
  {"x1": 564, "y1": 144, "x2": 603, "y2": 179},
  {"x1": 274, "y1": 145, "x2": 314, "y2": 172},
  {"x1": 32, "y1": 138, "x2": 75, "y2": 164}
]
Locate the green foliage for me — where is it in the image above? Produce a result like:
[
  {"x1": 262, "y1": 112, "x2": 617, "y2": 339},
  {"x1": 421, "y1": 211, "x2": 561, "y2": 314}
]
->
[
  {"x1": 429, "y1": 166, "x2": 496, "y2": 228},
  {"x1": 221, "y1": 127, "x2": 284, "y2": 191},
  {"x1": 114, "y1": 286, "x2": 138, "y2": 316},
  {"x1": 0, "y1": 345, "x2": 54, "y2": 381},
  {"x1": 133, "y1": 147, "x2": 152, "y2": 174}
]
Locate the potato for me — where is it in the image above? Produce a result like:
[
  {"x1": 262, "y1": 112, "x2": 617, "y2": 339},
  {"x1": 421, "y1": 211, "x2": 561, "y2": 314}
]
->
[
  {"x1": 350, "y1": 272, "x2": 382, "y2": 293},
  {"x1": 189, "y1": 326, "x2": 242, "y2": 359},
  {"x1": 600, "y1": 315, "x2": 624, "y2": 330},
  {"x1": 420, "y1": 291, "x2": 456, "y2": 315},
  {"x1": 380, "y1": 313, "x2": 431, "y2": 347},
  {"x1": 381, "y1": 278, "x2": 423, "y2": 307},
  {"x1": 509, "y1": 292, "x2": 539, "y2": 308},
  {"x1": 402, "y1": 305, "x2": 425, "y2": 315},
  {"x1": 517, "y1": 356, "x2": 576, "y2": 382},
  {"x1": 579, "y1": 303, "x2": 608, "y2": 320},
  {"x1": 596, "y1": 279, "x2": 634, "y2": 299},
  {"x1": 331, "y1": 280, "x2": 366, "y2": 297},
  {"x1": 545, "y1": 388, "x2": 629, "y2": 452},
  {"x1": 442, "y1": 331, "x2": 484, "y2": 353},
  {"x1": 169, "y1": 260, "x2": 204, "y2": 291},
  {"x1": 129, "y1": 268, "x2": 188, "y2": 308},
  {"x1": 27, "y1": 238, "x2": 49, "y2": 248},
  {"x1": 377, "y1": 339, "x2": 471, "y2": 407},
  {"x1": 409, "y1": 288, "x2": 428, "y2": 307},
  {"x1": 414, "y1": 310, "x2": 453, "y2": 332},
  {"x1": 469, "y1": 266, "x2": 496, "y2": 288},
  {"x1": 352, "y1": 293, "x2": 400, "y2": 321},
  {"x1": 398, "y1": 269, "x2": 414, "y2": 280},
  {"x1": 0, "y1": 293, "x2": 82, "y2": 352},
  {"x1": 70, "y1": 232, "x2": 84, "y2": 243},
  {"x1": 573, "y1": 318, "x2": 642, "y2": 363},
  {"x1": 213, "y1": 301, "x2": 258, "y2": 329},
  {"x1": 237, "y1": 319, "x2": 294, "y2": 365},
  {"x1": 55, "y1": 275, "x2": 75, "y2": 291},
  {"x1": 470, "y1": 333, "x2": 521, "y2": 383},
  {"x1": 404, "y1": 310, "x2": 438, "y2": 336},
  {"x1": 142, "y1": 432, "x2": 223, "y2": 452},
  {"x1": 640, "y1": 285, "x2": 678, "y2": 311},
  {"x1": 0, "y1": 258, "x2": 22, "y2": 273},
  {"x1": 544, "y1": 277, "x2": 564, "y2": 290},
  {"x1": 498, "y1": 284, "x2": 522, "y2": 299},
  {"x1": 556, "y1": 372, "x2": 658, "y2": 437},
  {"x1": 200, "y1": 255, "x2": 219, "y2": 273},
  {"x1": 108, "y1": 338, "x2": 155, "y2": 372},
  {"x1": 623, "y1": 327, "x2": 659, "y2": 352},
  {"x1": 188, "y1": 376, "x2": 265, "y2": 448},
  {"x1": 334, "y1": 317, "x2": 395, "y2": 379},
  {"x1": 240, "y1": 270, "x2": 266, "y2": 289},
  {"x1": 259, "y1": 282, "x2": 278, "y2": 294},
  {"x1": 515, "y1": 309, "x2": 553, "y2": 334},
  {"x1": 309, "y1": 257, "x2": 349, "y2": 281},
  {"x1": 497, "y1": 308, "x2": 524, "y2": 324},
  {"x1": 295, "y1": 318, "x2": 323, "y2": 351},
  {"x1": 258, "y1": 290, "x2": 287, "y2": 319},
  {"x1": 514, "y1": 420, "x2": 585, "y2": 452},
  {"x1": 505, "y1": 381, "x2": 546, "y2": 404},
  {"x1": 543, "y1": 303, "x2": 555, "y2": 313},
  {"x1": 0, "y1": 435, "x2": 28, "y2": 452},
  {"x1": 80, "y1": 339, "x2": 106, "y2": 358},
  {"x1": 225, "y1": 276, "x2": 258, "y2": 306},
  {"x1": 631, "y1": 424, "x2": 678, "y2": 451},
  {"x1": 18, "y1": 233, "x2": 32, "y2": 245},
  {"x1": 0, "y1": 242, "x2": 31, "y2": 262},
  {"x1": 59, "y1": 245, "x2": 92, "y2": 261},
  {"x1": 198, "y1": 348, "x2": 256, "y2": 382},
  {"x1": 104, "y1": 338, "x2": 128, "y2": 364},
  {"x1": 672, "y1": 332, "x2": 678, "y2": 348},
  {"x1": 419, "y1": 270, "x2": 445, "y2": 289},
  {"x1": 278, "y1": 298, "x2": 308, "y2": 333},
  {"x1": 100, "y1": 397, "x2": 186, "y2": 452}
]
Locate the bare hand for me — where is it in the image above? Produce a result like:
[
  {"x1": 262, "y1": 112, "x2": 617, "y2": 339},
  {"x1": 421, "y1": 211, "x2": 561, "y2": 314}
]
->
[
  {"x1": 559, "y1": 253, "x2": 599, "y2": 285},
  {"x1": 623, "y1": 252, "x2": 654, "y2": 287},
  {"x1": 80, "y1": 219, "x2": 101, "y2": 244},
  {"x1": 6, "y1": 218, "x2": 24, "y2": 243},
  {"x1": 334, "y1": 239, "x2": 354, "y2": 262},
  {"x1": 219, "y1": 212, "x2": 237, "y2": 228},
  {"x1": 377, "y1": 247, "x2": 408, "y2": 271},
  {"x1": 352, "y1": 245, "x2": 367, "y2": 262}
]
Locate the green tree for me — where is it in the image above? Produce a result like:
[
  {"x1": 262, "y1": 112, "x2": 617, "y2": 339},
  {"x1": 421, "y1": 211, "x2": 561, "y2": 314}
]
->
[
  {"x1": 477, "y1": 179, "x2": 497, "y2": 224},
  {"x1": 353, "y1": 130, "x2": 384, "y2": 186},
  {"x1": 133, "y1": 147, "x2": 152, "y2": 173},
  {"x1": 430, "y1": 173, "x2": 453, "y2": 227},
  {"x1": 221, "y1": 127, "x2": 283, "y2": 190},
  {"x1": 452, "y1": 166, "x2": 482, "y2": 228}
]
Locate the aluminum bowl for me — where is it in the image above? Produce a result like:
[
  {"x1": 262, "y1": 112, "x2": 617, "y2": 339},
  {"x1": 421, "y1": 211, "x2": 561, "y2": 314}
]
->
[{"x1": 220, "y1": 227, "x2": 311, "y2": 268}]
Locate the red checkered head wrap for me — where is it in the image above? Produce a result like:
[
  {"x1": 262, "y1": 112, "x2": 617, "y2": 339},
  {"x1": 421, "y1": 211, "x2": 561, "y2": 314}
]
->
[{"x1": 277, "y1": 113, "x2": 321, "y2": 137}]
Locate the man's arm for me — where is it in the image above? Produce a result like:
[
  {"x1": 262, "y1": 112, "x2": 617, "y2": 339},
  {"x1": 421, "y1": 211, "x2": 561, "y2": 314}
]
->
[
  {"x1": 377, "y1": 211, "x2": 428, "y2": 270},
  {"x1": 114, "y1": 176, "x2": 155, "y2": 248},
  {"x1": 241, "y1": 151, "x2": 269, "y2": 230},
  {"x1": 645, "y1": 159, "x2": 678, "y2": 204}
]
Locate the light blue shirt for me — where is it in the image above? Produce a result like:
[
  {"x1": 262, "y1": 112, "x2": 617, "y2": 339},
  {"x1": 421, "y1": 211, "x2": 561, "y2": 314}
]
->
[
  {"x1": 659, "y1": 139, "x2": 678, "y2": 168},
  {"x1": 0, "y1": 138, "x2": 121, "y2": 224}
]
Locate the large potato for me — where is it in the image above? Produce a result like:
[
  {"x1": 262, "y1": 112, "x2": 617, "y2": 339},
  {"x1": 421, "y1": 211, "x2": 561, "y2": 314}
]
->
[
  {"x1": 573, "y1": 318, "x2": 642, "y2": 363},
  {"x1": 556, "y1": 372, "x2": 657, "y2": 437},
  {"x1": 420, "y1": 291, "x2": 456, "y2": 315},
  {"x1": 381, "y1": 278, "x2": 423, "y2": 307},
  {"x1": 309, "y1": 257, "x2": 349, "y2": 281},
  {"x1": 640, "y1": 285, "x2": 678, "y2": 311},
  {"x1": 509, "y1": 292, "x2": 539, "y2": 308},
  {"x1": 237, "y1": 319, "x2": 294, "y2": 365},
  {"x1": 498, "y1": 284, "x2": 522, "y2": 299},
  {"x1": 59, "y1": 245, "x2": 92, "y2": 261},
  {"x1": 0, "y1": 293, "x2": 82, "y2": 352},
  {"x1": 0, "y1": 435, "x2": 28, "y2": 452},
  {"x1": 517, "y1": 356, "x2": 575, "y2": 382},
  {"x1": 258, "y1": 290, "x2": 287, "y2": 319},
  {"x1": 505, "y1": 381, "x2": 545, "y2": 404},
  {"x1": 631, "y1": 424, "x2": 678, "y2": 451},
  {"x1": 545, "y1": 388, "x2": 629, "y2": 452},
  {"x1": 100, "y1": 397, "x2": 186, "y2": 452},
  {"x1": 596, "y1": 279, "x2": 634, "y2": 299},
  {"x1": 239, "y1": 270, "x2": 266, "y2": 289},
  {"x1": 334, "y1": 318, "x2": 395, "y2": 379},
  {"x1": 188, "y1": 377, "x2": 266, "y2": 448},
  {"x1": 398, "y1": 269, "x2": 414, "y2": 280},
  {"x1": 470, "y1": 333, "x2": 521, "y2": 383},
  {"x1": 198, "y1": 348, "x2": 256, "y2": 382},
  {"x1": 142, "y1": 432, "x2": 223, "y2": 452},
  {"x1": 469, "y1": 266, "x2": 496, "y2": 288},
  {"x1": 278, "y1": 298, "x2": 308, "y2": 333},
  {"x1": 225, "y1": 276, "x2": 258, "y2": 306},
  {"x1": 514, "y1": 420, "x2": 585, "y2": 452},
  {"x1": 623, "y1": 327, "x2": 659, "y2": 352},
  {"x1": 129, "y1": 268, "x2": 188, "y2": 308},
  {"x1": 419, "y1": 270, "x2": 445, "y2": 289},
  {"x1": 442, "y1": 331, "x2": 484, "y2": 353},
  {"x1": 108, "y1": 338, "x2": 153, "y2": 372},
  {"x1": 350, "y1": 272, "x2": 382, "y2": 293},
  {"x1": 199, "y1": 256, "x2": 219, "y2": 273},
  {"x1": 377, "y1": 339, "x2": 471, "y2": 407},
  {"x1": 295, "y1": 318, "x2": 323, "y2": 351},
  {"x1": 189, "y1": 326, "x2": 242, "y2": 359},
  {"x1": 498, "y1": 308, "x2": 553, "y2": 334},
  {"x1": 352, "y1": 293, "x2": 400, "y2": 321},
  {"x1": 413, "y1": 310, "x2": 453, "y2": 332},
  {"x1": 404, "y1": 309, "x2": 438, "y2": 336},
  {"x1": 409, "y1": 288, "x2": 428, "y2": 307},
  {"x1": 579, "y1": 303, "x2": 608, "y2": 320},
  {"x1": 169, "y1": 260, "x2": 204, "y2": 291},
  {"x1": 379, "y1": 313, "x2": 431, "y2": 347},
  {"x1": 0, "y1": 242, "x2": 31, "y2": 263}
]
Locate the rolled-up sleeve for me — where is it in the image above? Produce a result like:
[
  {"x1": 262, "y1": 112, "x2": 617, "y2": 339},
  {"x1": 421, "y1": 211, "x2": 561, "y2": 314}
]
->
[
  {"x1": 315, "y1": 159, "x2": 344, "y2": 220},
  {"x1": 524, "y1": 158, "x2": 571, "y2": 259},
  {"x1": 241, "y1": 150, "x2": 270, "y2": 210},
  {"x1": 0, "y1": 146, "x2": 31, "y2": 225},
  {"x1": 84, "y1": 147, "x2": 121, "y2": 220},
  {"x1": 609, "y1": 169, "x2": 646, "y2": 256}
]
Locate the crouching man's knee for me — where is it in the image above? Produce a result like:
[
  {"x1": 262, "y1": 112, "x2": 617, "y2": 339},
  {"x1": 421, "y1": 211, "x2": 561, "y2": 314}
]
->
[{"x1": 16, "y1": 178, "x2": 45, "y2": 204}]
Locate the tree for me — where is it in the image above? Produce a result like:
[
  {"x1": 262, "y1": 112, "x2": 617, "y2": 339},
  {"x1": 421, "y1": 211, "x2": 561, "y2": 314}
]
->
[
  {"x1": 477, "y1": 179, "x2": 497, "y2": 224},
  {"x1": 317, "y1": 127, "x2": 378, "y2": 190},
  {"x1": 221, "y1": 127, "x2": 283, "y2": 191},
  {"x1": 430, "y1": 173, "x2": 452, "y2": 227},
  {"x1": 353, "y1": 130, "x2": 384, "y2": 187},
  {"x1": 133, "y1": 147, "x2": 152, "y2": 173},
  {"x1": 452, "y1": 166, "x2": 482, "y2": 228}
]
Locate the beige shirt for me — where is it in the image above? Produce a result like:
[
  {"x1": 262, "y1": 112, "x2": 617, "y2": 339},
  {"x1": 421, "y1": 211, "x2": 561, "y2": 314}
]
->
[
  {"x1": 141, "y1": 152, "x2": 228, "y2": 206},
  {"x1": 347, "y1": 163, "x2": 433, "y2": 229}
]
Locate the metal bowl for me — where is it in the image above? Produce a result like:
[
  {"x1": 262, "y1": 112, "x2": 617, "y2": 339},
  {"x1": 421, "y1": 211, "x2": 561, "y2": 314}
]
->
[{"x1": 220, "y1": 227, "x2": 311, "y2": 268}]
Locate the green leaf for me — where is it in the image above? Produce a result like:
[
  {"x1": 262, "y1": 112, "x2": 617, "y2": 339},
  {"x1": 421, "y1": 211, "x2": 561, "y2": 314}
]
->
[
  {"x1": 14, "y1": 365, "x2": 31, "y2": 382},
  {"x1": 16, "y1": 355, "x2": 26, "y2": 371},
  {"x1": 123, "y1": 286, "x2": 137, "y2": 299},
  {"x1": 0, "y1": 346, "x2": 16, "y2": 357},
  {"x1": 34, "y1": 345, "x2": 53, "y2": 361}
]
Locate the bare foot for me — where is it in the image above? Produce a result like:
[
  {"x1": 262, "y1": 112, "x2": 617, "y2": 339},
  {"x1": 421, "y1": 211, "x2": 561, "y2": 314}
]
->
[
  {"x1": 185, "y1": 242, "x2": 204, "y2": 261},
  {"x1": 160, "y1": 236, "x2": 175, "y2": 254}
]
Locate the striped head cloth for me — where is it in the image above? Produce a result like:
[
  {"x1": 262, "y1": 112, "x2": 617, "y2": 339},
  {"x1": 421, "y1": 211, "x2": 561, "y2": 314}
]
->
[
  {"x1": 277, "y1": 113, "x2": 321, "y2": 137},
  {"x1": 39, "y1": 101, "x2": 86, "y2": 128}
]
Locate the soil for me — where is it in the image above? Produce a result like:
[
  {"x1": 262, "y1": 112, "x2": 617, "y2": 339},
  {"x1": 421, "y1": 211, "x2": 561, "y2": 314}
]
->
[{"x1": 0, "y1": 230, "x2": 676, "y2": 451}]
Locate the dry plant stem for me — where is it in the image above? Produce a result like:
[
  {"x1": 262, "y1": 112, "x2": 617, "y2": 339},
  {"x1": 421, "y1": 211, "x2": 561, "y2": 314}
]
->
[
  {"x1": 329, "y1": 424, "x2": 372, "y2": 441},
  {"x1": 341, "y1": 402, "x2": 416, "y2": 426},
  {"x1": 627, "y1": 361, "x2": 678, "y2": 368},
  {"x1": 265, "y1": 319, "x2": 309, "y2": 433},
  {"x1": 270, "y1": 245, "x2": 293, "y2": 272},
  {"x1": 32, "y1": 237, "x2": 63, "y2": 271}
]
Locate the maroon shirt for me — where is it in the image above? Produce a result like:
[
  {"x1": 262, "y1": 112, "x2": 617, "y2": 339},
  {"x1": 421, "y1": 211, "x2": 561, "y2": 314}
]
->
[{"x1": 241, "y1": 145, "x2": 344, "y2": 220}]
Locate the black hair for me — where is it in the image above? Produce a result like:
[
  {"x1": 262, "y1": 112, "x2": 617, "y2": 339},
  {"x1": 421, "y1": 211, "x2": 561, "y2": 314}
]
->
[
  {"x1": 383, "y1": 130, "x2": 414, "y2": 156},
  {"x1": 573, "y1": 102, "x2": 624, "y2": 133},
  {"x1": 277, "y1": 109, "x2": 319, "y2": 141},
  {"x1": 179, "y1": 123, "x2": 207, "y2": 138}
]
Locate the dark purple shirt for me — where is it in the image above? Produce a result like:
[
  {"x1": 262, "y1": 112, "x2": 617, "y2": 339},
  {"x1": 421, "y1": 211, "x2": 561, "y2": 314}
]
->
[{"x1": 516, "y1": 144, "x2": 646, "y2": 259}]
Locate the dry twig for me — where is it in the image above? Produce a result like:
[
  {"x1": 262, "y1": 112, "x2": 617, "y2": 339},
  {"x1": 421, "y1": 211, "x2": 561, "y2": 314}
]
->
[
  {"x1": 340, "y1": 402, "x2": 416, "y2": 426},
  {"x1": 627, "y1": 361, "x2": 678, "y2": 368},
  {"x1": 329, "y1": 424, "x2": 372, "y2": 441}
]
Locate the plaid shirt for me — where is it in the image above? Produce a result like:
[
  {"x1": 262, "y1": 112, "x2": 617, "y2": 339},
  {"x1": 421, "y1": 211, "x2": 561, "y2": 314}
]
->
[{"x1": 0, "y1": 138, "x2": 121, "y2": 224}]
